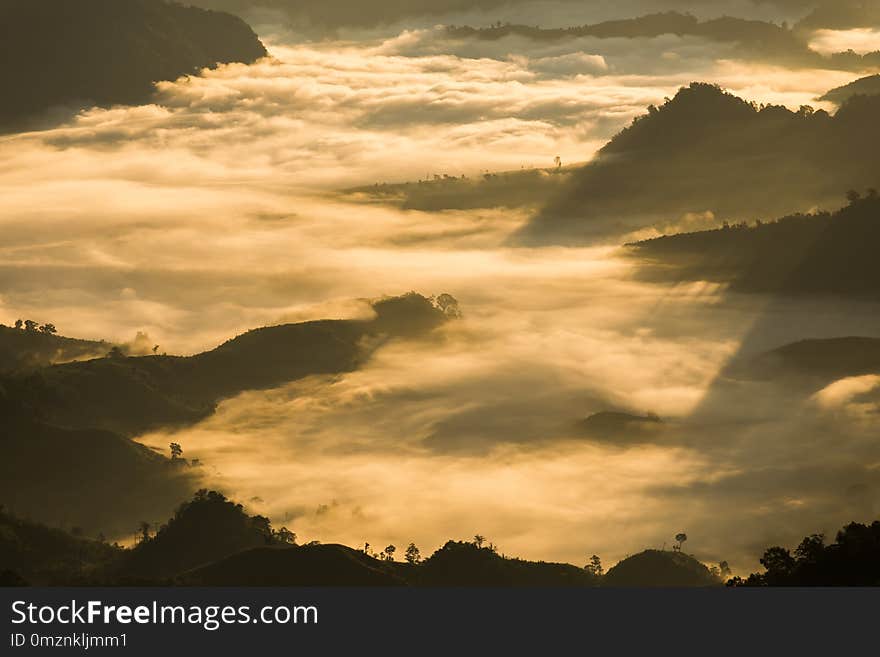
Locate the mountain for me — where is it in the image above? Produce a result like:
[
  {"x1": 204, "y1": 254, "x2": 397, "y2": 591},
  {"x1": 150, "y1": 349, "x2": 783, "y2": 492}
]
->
[
  {"x1": 603, "y1": 550, "x2": 721, "y2": 587},
  {"x1": 0, "y1": 0, "x2": 267, "y2": 128},
  {"x1": 1, "y1": 293, "x2": 451, "y2": 437},
  {"x1": 122, "y1": 490, "x2": 277, "y2": 579},
  {"x1": 415, "y1": 540, "x2": 599, "y2": 587},
  {"x1": 514, "y1": 83, "x2": 880, "y2": 245},
  {"x1": 628, "y1": 193, "x2": 880, "y2": 298},
  {"x1": 0, "y1": 324, "x2": 109, "y2": 372},
  {"x1": 821, "y1": 75, "x2": 880, "y2": 106}
]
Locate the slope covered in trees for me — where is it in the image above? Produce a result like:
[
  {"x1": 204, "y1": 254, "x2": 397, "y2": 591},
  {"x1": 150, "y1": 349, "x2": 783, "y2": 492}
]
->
[
  {"x1": 1, "y1": 293, "x2": 451, "y2": 437},
  {"x1": 0, "y1": 0, "x2": 267, "y2": 128},
  {"x1": 628, "y1": 193, "x2": 880, "y2": 298},
  {"x1": 514, "y1": 84, "x2": 880, "y2": 245}
]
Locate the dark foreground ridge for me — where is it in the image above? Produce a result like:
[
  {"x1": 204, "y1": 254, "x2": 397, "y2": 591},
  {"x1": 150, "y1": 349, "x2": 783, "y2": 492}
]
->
[
  {"x1": 0, "y1": 0, "x2": 267, "y2": 129},
  {"x1": 2, "y1": 488, "x2": 877, "y2": 587}
]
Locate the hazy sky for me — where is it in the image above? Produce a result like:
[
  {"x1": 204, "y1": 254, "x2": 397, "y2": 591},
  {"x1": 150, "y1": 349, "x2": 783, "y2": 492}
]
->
[{"x1": 3, "y1": 16, "x2": 879, "y2": 572}]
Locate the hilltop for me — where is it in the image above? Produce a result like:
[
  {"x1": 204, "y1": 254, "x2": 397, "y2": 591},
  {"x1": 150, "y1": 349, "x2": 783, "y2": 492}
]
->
[
  {"x1": 514, "y1": 83, "x2": 880, "y2": 245},
  {"x1": 0, "y1": 0, "x2": 267, "y2": 128},
  {"x1": 603, "y1": 550, "x2": 721, "y2": 587}
]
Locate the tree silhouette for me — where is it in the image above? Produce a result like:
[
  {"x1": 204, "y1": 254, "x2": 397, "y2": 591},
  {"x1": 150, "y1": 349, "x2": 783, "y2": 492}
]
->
[
  {"x1": 24, "y1": 320, "x2": 38, "y2": 332},
  {"x1": 405, "y1": 542, "x2": 421, "y2": 564},
  {"x1": 554, "y1": 155, "x2": 562, "y2": 168},
  {"x1": 39, "y1": 323, "x2": 57, "y2": 334},
  {"x1": 169, "y1": 443, "x2": 183, "y2": 460},
  {"x1": 274, "y1": 527, "x2": 296, "y2": 545},
  {"x1": 586, "y1": 554, "x2": 603, "y2": 576},
  {"x1": 674, "y1": 533, "x2": 688, "y2": 552},
  {"x1": 473, "y1": 534, "x2": 486, "y2": 548},
  {"x1": 384, "y1": 545, "x2": 396, "y2": 562},
  {"x1": 14, "y1": 319, "x2": 22, "y2": 329},
  {"x1": 137, "y1": 521, "x2": 151, "y2": 544}
]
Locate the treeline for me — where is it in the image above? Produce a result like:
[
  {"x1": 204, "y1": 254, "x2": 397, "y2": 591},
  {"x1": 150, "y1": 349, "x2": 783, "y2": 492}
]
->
[
  {"x1": 730, "y1": 522, "x2": 880, "y2": 586},
  {"x1": 3, "y1": 488, "x2": 878, "y2": 587}
]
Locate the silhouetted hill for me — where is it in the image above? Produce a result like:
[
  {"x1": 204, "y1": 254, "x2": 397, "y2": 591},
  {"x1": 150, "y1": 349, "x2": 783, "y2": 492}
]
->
[
  {"x1": 181, "y1": 544, "x2": 404, "y2": 586},
  {"x1": 733, "y1": 520, "x2": 880, "y2": 586},
  {"x1": 603, "y1": 550, "x2": 721, "y2": 587},
  {"x1": 0, "y1": 324, "x2": 108, "y2": 372},
  {"x1": 515, "y1": 84, "x2": 880, "y2": 244},
  {"x1": 733, "y1": 337, "x2": 880, "y2": 385},
  {"x1": 1, "y1": 293, "x2": 451, "y2": 436},
  {"x1": 628, "y1": 194, "x2": 880, "y2": 298},
  {"x1": 0, "y1": 0, "x2": 266, "y2": 128},
  {"x1": 415, "y1": 541, "x2": 599, "y2": 587},
  {"x1": 0, "y1": 507, "x2": 122, "y2": 585},
  {"x1": 122, "y1": 490, "x2": 276, "y2": 579},
  {"x1": 821, "y1": 74, "x2": 880, "y2": 105}
]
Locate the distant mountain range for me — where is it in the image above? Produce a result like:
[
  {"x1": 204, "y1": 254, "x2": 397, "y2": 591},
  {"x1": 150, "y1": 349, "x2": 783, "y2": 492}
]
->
[
  {"x1": 449, "y1": 11, "x2": 880, "y2": 71},
  {"x1": 0, "y1": 0, "x2": 267, "y2": 128},
  {"x1": 515, "y1": 83, "x2": 880, "y2": 245}
]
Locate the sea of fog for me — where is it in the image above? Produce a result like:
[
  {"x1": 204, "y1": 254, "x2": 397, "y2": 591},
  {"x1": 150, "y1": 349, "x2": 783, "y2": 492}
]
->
[{"x1": 2, "y1": 30, "x2": 878, "y2": 572}]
